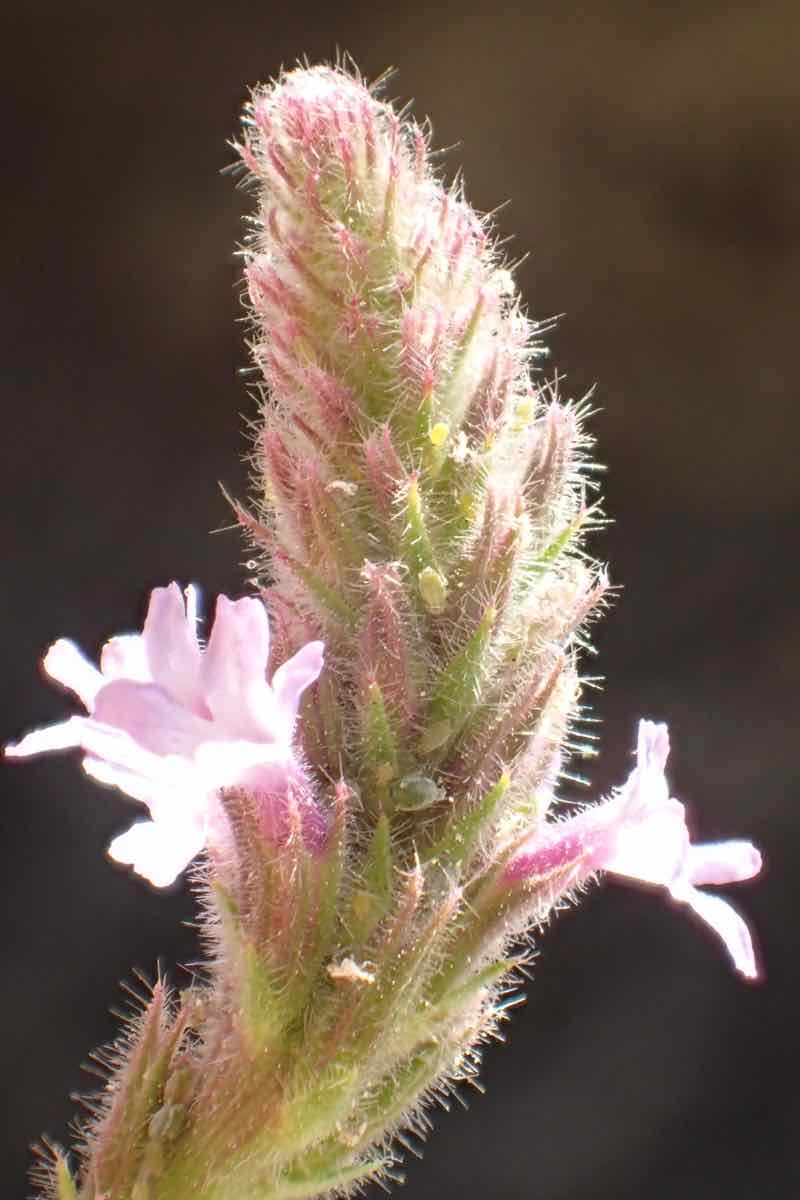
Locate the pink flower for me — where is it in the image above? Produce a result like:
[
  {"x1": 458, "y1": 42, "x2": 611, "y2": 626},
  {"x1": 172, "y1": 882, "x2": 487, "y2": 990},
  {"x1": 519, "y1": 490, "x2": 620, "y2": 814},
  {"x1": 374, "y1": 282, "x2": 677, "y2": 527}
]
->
[
  {"x1": 505, "y1": 720, "x2": 762, "y2": 979},
  {"x1": 6, "y1": 584, "x2": 324, "y2": 888}
]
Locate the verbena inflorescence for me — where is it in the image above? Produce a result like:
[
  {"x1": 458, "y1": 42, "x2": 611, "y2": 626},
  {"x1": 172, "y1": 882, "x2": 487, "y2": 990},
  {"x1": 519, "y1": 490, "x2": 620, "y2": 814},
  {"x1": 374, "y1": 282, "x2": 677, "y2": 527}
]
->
[{"x1": 8, "y1": 64, "x2": 761, "y2": 1200}]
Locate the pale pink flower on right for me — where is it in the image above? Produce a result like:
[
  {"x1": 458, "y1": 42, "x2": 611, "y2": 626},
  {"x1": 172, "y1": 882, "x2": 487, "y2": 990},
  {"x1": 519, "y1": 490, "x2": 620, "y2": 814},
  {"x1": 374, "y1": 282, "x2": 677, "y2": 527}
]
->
[{"x1": 506, "y1": 720, "x2": 763, "y2": 979}]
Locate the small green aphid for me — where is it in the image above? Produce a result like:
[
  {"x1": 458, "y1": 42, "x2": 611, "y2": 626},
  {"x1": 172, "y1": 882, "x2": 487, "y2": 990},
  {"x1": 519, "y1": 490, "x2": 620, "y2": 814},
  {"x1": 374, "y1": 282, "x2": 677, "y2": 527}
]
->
[{"x1": 391, "y1": 772, "x2": 444, "y2": 812}]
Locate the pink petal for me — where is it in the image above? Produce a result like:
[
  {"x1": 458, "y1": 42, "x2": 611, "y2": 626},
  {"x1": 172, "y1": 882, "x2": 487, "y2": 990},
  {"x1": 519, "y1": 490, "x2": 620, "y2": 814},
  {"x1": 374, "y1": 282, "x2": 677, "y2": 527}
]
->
[
  {"x1": 43, "y1": 640, "x2": 103, "y2": 710},
  {"x1": 602, "y1": 796, "x2": 690, "y2": 887},
  {"x1": 143, "y1": 584, "x2": 204, "y2": 712},
  {"x1": 194, "y1": 738, "x2": 291, "y2": 793},
  {"x1": 87, "y1": 723, "x2": 293, "y2": 815},
  {"x1": 636, "y1": 719, "x2": 670, "y2": 774},
  {"x1": 82, "y1": 755, "x2": 158, "y2": 805},
  {"x1": 73, "y1": 720, "x2": 169, "y2": 780},
  {"x1": 201, "y1": 595, "x2": 276, "y2": 738},
  {"x1": 671, "y1": 886, "x2": 760, "y2": 980},
  {"x1": 270, "y1": 641, "x2": 325, "y2": 730},
  {"x1": 5, "y1": 717, "x2": 85, "y2": 758},
  {"x1": 108, "y1": 818, "x2": 206, "y2": 888},
  {"x1": 83, "y1": 753, "x2": 209, "y2": 828},
  {"x1": 5, "y1": 713, "x2": 185, "y2": 814},
  {"x1": 93, "y1": 680, "x2": 211, "y2": 757},
  {"x1": 100, "y1": 634, "x2": 151, "y2": 682},
  {"x1": 685, "y1": 840, "x2": 762, "y2": 887},
  {"x1": 616, "y1": 722, "x2": 670, "y2": 820}
]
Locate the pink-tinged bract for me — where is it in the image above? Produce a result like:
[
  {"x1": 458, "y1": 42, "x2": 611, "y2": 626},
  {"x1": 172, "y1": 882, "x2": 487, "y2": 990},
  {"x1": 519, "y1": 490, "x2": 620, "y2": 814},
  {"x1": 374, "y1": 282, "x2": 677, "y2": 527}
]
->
[{"x1": 6, "y1": 583, "x2": 325, "y2": 887}]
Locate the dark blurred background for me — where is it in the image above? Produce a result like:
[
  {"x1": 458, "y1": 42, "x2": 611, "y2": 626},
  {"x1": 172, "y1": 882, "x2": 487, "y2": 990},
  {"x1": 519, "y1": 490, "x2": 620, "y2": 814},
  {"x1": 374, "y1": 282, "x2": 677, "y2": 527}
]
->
[{"x1": 1, "y1": 2, "x2": 796, "y2": 1197}]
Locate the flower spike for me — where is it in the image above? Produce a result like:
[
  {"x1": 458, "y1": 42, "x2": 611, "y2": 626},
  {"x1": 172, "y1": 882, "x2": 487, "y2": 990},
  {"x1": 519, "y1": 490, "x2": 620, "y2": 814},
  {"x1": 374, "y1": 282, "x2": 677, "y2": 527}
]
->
[{"x1": 7, "y1": 63, "x2": 764, "y2": 1200}]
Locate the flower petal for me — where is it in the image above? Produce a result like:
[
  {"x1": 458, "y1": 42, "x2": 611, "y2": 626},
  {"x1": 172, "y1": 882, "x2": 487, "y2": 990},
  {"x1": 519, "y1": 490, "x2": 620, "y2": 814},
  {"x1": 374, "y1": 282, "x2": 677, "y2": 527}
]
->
[
  {"x1": 5, "y1": 717, "x2": 85, "y2": 758},
  {"x1": 685, "y1": 839, "x2": 763, "y2": 888},
  {"x1": 616, "y1": 720, "x2": 670, "y2": 818},
  {"x1": 108, "y1": 817, "x2": 206, "y2": 888},
  {"x1": 5, "y1": 712, "x2": 186, "y2": 816},
  {"x1": 602, "y1": 796, "x2": 690, "y2": 887},
  {"x1": 70, "y1": 718, "x2": 170, "y2": 780},
  {"x1": 100, "y1": 634, "x2": 151, "y2": 682},
  {"x1": 670, "y1": 885, "x2": 760, "y2": 980},
  {"x1": 43, "y1": 640, "x2": 103, "y2": 710},
  {"x1": 194, "y1": 738, "x2": 289, "y2": 788},
  {"x1": 636, "y1": 719, "x2": 670, "y2": 774},
  {"x1": 270, "y1": 641, "x2": 325, "y2": 732},
  {"x1": 201, "y1": 595, "x2": 277, "y2": 738},
  {"x1": 143, "y1": 584, "x2": 204, "y2": 713},
  {"x1": 82, "y1": 754, "x2": 158, "y2": 805},
  {"x1": 93, "y1": 680, "x2": 212, "y2": 757}
]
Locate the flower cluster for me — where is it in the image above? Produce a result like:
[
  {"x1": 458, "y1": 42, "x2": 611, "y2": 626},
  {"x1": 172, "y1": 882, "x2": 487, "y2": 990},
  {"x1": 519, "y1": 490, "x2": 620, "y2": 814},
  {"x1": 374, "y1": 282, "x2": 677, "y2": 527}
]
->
[{"x1": 11, "y1": 629, "x2": 761, "y2": 977}]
